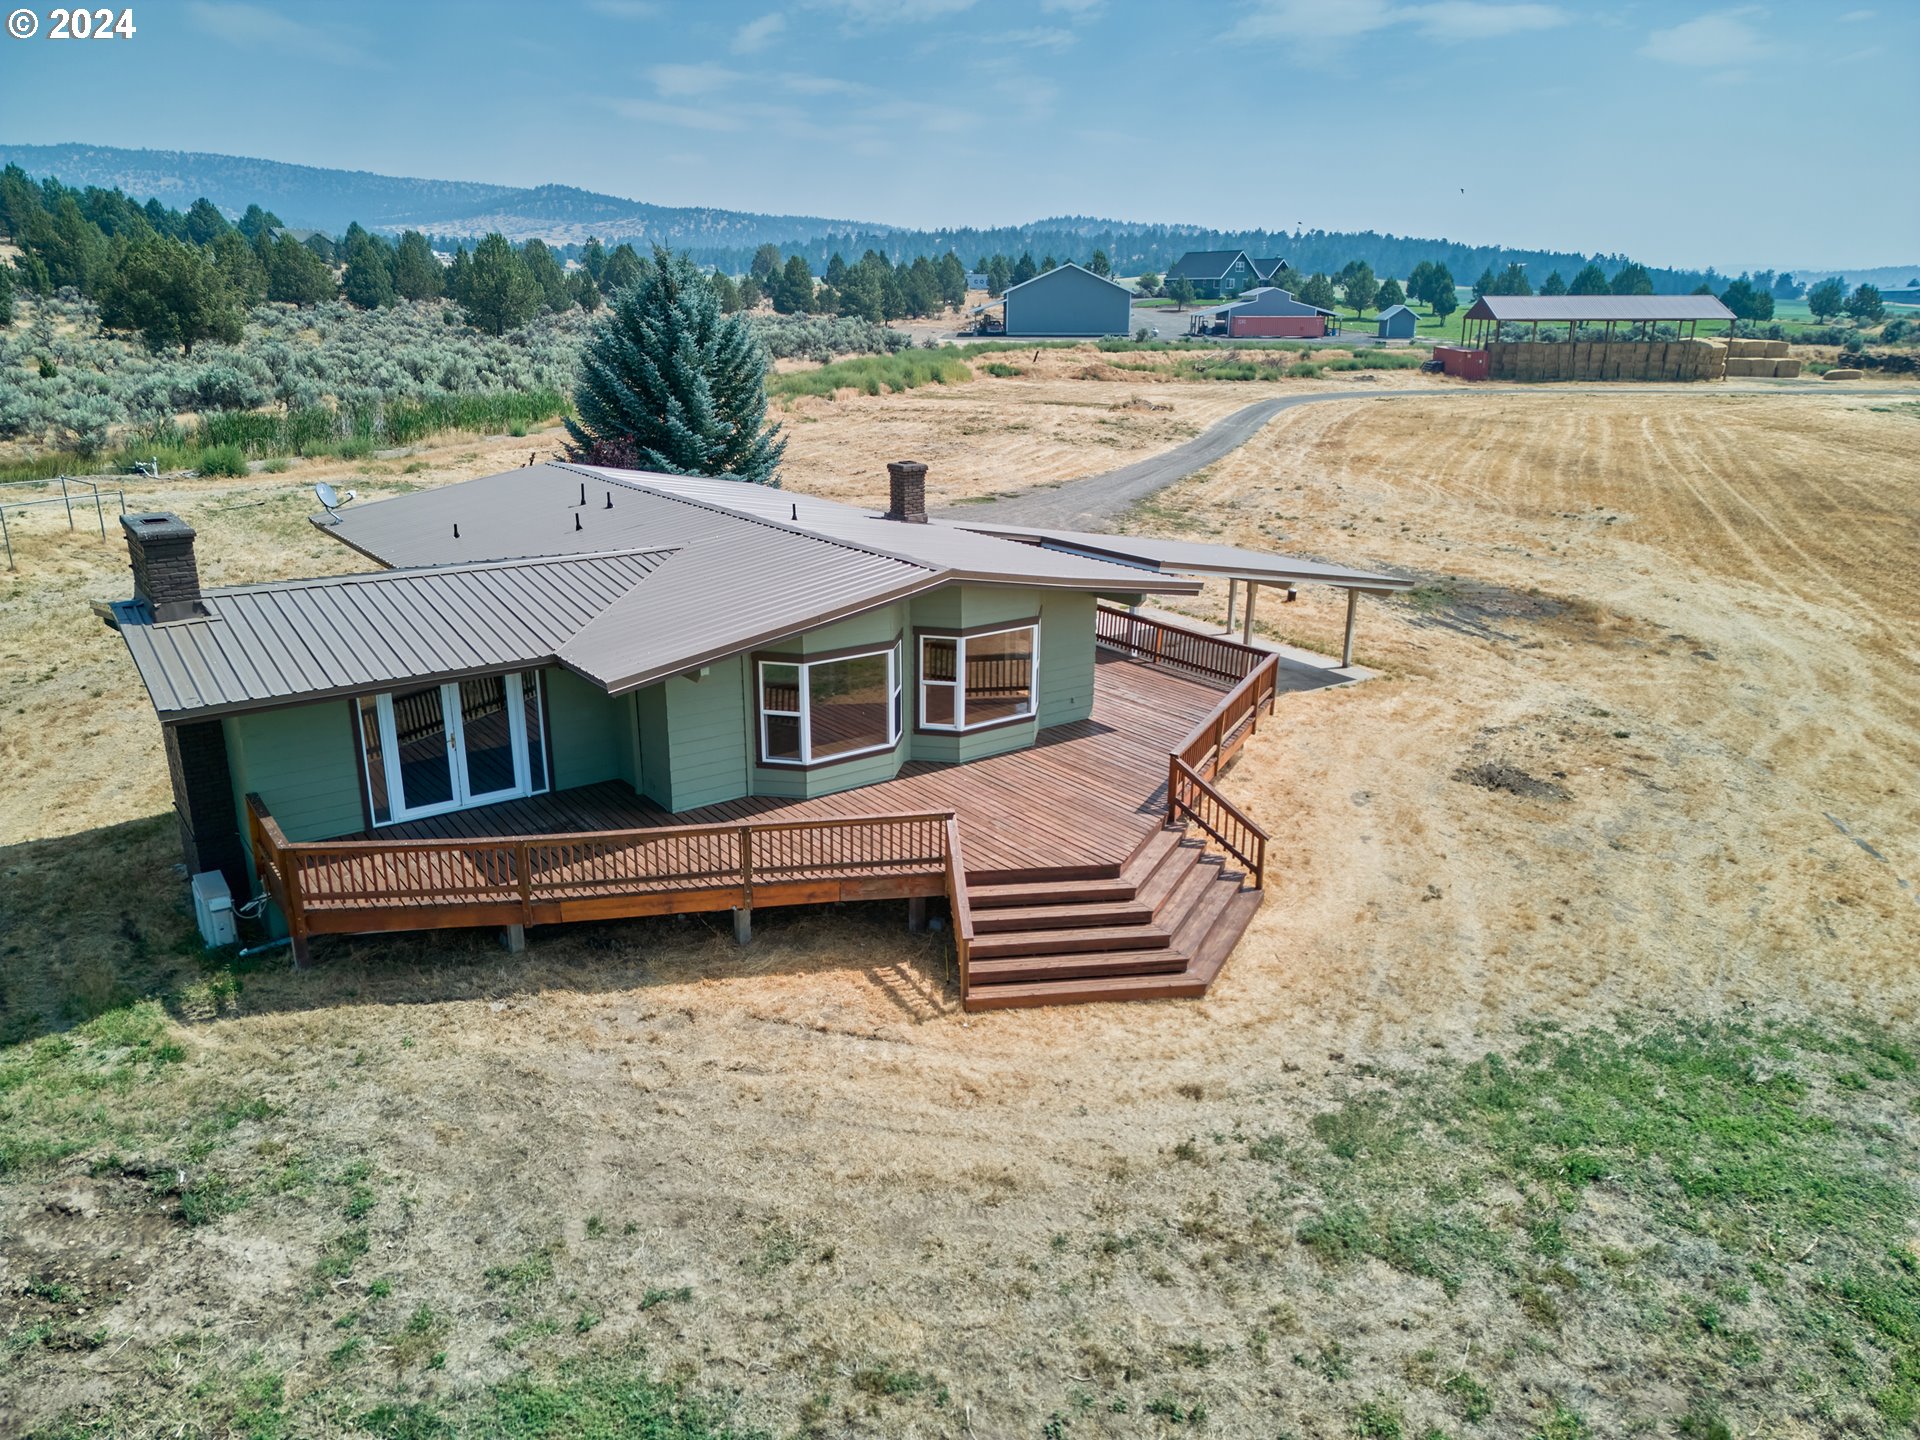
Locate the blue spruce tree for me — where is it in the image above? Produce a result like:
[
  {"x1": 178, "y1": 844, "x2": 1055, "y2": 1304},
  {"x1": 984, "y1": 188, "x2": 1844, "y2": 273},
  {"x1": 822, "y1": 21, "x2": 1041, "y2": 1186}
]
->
[{"x1": 567, "y1": 247, "x2": 784, "y2": 486}]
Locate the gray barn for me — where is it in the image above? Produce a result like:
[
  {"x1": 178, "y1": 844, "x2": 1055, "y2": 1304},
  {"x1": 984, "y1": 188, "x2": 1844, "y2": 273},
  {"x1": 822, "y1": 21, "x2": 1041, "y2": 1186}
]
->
[
  {"x1": 1375, "y1": 304, "x2": 1417, "y2": 340},
  {"x1": 1000, "y1": 263, "x2": 1134, "y2": 338}
]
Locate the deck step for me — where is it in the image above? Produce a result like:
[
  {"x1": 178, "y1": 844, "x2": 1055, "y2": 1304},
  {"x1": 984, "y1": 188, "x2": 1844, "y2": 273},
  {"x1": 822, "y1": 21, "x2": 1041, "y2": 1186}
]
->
[
  {"x1": 1185, "y1": 885, "x2": 1264, "y2": 989},
  {"x1": 967, "y1": 948, "x2": 1190, "y2": 985},
  {"x1": 970, "y1": 924, "x2": 1172, "y2": 959},
  {"x1": 1121, "y1": 824, "x2": 1185, "y2": 880},
  {"x1": 972, "y1": 901, "x2": 1155, "y2": 933},
  {"x1": 966, "y1": 877, "x2": 1138, "y2": 909},
  {"x1": 963, "y1": 970, "x2": 1214, "y2": 1010}
]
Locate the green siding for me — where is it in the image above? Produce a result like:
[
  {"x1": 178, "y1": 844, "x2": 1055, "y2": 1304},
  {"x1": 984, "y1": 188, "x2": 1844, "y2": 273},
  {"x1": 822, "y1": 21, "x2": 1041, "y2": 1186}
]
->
[
  {"x1": 1036, "y1": 591, "x2": 1096, "y2": 728},
  {"x1": 224, "y1": 700, "x2": 364, "y2": 845},
  {"x1": 663, "y1": 657, "x2": 750, "y2": 809},
  {"x1": 634, "y1": 682, "x2": 670, "y2": 807},
  {"x1": 546, "y1": 667, "x2": 625, "y2": 791}
]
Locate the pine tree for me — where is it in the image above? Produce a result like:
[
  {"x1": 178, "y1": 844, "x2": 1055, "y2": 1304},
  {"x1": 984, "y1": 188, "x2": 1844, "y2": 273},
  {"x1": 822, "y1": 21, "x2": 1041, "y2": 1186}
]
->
[
  {"x1": 1343, "y1": 262, "x2": 1378, "y2": 316},
  {"x1": 392, "y1": 230, "x2": 443, "y2": 301},
  {"x1": 1376, "y1": 277, "x2": 1405, "y2": 311},
  {"x1": 98, "y1": 231, "x2": 243, "y2": 354},
  {"x1": 1540, "y1": 270, "x2": 1568, "y2": 296},
  {"x1": 520, "y1": 238, "x2": 571, "y2": 312},
  {"x1": 457, "y1": 232, "x2": 540, "y2": 335},
  {"x1": 0, "y1": 258, "x2": 13, "y2": 327},
  {"x1": 1609, "y1": 263, "x2": 1653, "y2": 296},
  {"x1": 1012, "y1": 253, "x2": 1038, "y2": 287},
  {"x1": 772, "y1": 254, "x2": 816, "y2": 314},
  {"x1": 1089, "y1": 248, "x2": 1111, "y2": 277},
  {"x1": 1296, "y1": 272, "x2": 1337, "y2": 310},
  {"x1": 567, "y1": 247, "x2": 785, "y2": 486},
  {"x1": 1568, "y1": 262, "x2": 1610, "y2": 296},
  {"x1": 260, "y1": 230, "x2": 336, "y2": 305},
  {"x1": 208, "y1": 230, "x2": 266, "y2": 305},
  {"x1": 1472, "y1": 267, "x2": 1496, "y2": 299},
  {"x1": 183, "y1": 197, "x2": 231, "y2": 245},
  {"x1": 601, "y1": 242, "x2": 645, "y2": 297},
  {"x1": 342, "y1": 223, "x2": 397, "y2": 308},
  {"x1": 581, "y1": 237, "x2": 608, "y2": 282}
]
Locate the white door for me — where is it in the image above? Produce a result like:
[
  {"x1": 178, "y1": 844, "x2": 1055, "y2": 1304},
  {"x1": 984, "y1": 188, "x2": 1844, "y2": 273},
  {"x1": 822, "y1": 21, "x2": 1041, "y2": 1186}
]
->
[{"x1": 376, "y1": 673, "x2": 532, "y2": 822}]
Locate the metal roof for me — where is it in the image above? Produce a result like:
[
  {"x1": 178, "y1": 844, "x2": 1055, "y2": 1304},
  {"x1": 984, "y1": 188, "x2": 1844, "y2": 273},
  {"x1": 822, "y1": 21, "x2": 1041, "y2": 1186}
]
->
[
  {"x1": 1376, "y1": 304, "x2": 1414, "y2": 320},
  {"x1": 999, "y1": 261, "x2": 1133, "y2": 297},
  {"x1": 1463, "y1": 294, "x2": 1736, "y2": 323},
  {"x1": 946, "y1": 522, "x2": 1416, "y2": 594},
  {"x1": 113, "y1": 549, "x2": 673, "y2": 719},
  {"x1": 319, "y1": 462, "x2": 1200, "y2": 597},
  {"x1": 1165, "y1": 250, "x2": 1251, "y2": 281}
]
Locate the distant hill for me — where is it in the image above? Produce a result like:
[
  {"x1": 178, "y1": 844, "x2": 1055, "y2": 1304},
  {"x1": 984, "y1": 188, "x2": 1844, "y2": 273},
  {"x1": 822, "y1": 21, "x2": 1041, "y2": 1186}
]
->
[
  {"x1": 0, "y1": 142, "x2": 883, "y2": 250},
  {"x1": 6, "y1": 142, "x2": 1912, "y2": 295}
]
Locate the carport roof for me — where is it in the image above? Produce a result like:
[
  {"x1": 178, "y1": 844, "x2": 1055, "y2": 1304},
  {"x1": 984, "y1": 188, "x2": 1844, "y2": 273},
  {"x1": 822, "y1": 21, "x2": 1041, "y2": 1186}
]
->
[
  {"x1": 1463, "y1": 295, "x2": 1735, "y2": 323},
  {"x1": 945, "y1": 522, "x2": 1415, "y2": 593}
]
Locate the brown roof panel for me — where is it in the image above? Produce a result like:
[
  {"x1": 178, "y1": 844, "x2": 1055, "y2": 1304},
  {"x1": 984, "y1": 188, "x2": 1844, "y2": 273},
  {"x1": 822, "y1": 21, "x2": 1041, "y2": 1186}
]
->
[{"x1": 114, "y1": 549, "x2": 673, "y2": 719}]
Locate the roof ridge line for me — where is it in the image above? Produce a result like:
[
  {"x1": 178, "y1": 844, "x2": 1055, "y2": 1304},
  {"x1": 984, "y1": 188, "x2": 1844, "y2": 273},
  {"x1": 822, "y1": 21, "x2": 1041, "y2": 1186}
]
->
[
  {"x1": 559, "y1": 462, "x2": 946, "y2": 577},
  {"x1": 203, "y1": 544, "x2": 683, "y2": 597}
]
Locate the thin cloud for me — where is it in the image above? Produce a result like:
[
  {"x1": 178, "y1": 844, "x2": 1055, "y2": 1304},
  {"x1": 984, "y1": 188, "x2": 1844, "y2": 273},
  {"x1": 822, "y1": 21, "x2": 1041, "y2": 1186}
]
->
[
  {"x1": 1006, "y1": 26, "x2": 1077, "y2": 50},
  {"x1": 586, "y1": 0, "x2": 659, "y2": 17},
  {"x1": 185, "y1": 1, "x2": 376, "y2": 67},
  {"x1": 646, "y1": 62, "x2": 746, "y2": 97},
  {"x1": 612, "y1": 98, "x2": 749, "y2": 132},
  {"x1": 813, "y1": 0, "x2": 977, "y2": 24},
  {"x1": 1232, "y1": 0, "x2": 1566, "y2": 45},
  {"x1": 1838, "y1": 7, "x2": 1875, "y2": 18},
  {"x1": 1407, "y1": 2, "x2": 1567, "y2": 40},
  {"x1": 1641, "y1": 9, "x2": 1775, "y2": 67},
  {"x1": 732, "y1": 12, "x2": 787, "y2": 53}
]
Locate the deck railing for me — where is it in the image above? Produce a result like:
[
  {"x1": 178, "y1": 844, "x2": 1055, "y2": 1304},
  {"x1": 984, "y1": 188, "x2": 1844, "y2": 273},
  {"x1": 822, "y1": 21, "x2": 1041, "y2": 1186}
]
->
[
  {"x1": 247, "y1": 794, "x2": 958, "y2": 964},
  {"x1": 1164, "y1": 651, "x2": 1279, "y2": 889},
  {"x1": 1095, "y1": 605, "x2": 1269, "y2": 687},
  {"x1": 943, "y1": 816, "x2": 975, "y2": 1005}
]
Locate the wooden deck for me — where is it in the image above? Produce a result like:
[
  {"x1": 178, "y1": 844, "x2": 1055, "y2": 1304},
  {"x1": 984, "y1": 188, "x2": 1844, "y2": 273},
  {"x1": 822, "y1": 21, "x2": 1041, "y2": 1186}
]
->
[
  {"x1": 338, "y1": 652, "x2": 1229, "y2": 881},
  {"x1": 248, "y1": 613, "x2": 1286, "y2": 1008}
]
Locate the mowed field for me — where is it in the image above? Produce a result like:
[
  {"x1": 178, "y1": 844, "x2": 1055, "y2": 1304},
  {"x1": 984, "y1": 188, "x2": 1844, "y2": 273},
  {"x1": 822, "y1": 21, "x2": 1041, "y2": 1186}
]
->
[{"x1": 4, "y1": 373, "x2": 1920, "y2": 1439}]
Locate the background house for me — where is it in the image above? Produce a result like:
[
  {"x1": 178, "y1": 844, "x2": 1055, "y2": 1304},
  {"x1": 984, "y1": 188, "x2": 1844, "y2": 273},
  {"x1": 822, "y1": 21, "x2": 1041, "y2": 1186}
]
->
[
  {"x1": 1164, "y1": 250, "x2": 1257, "y2": 300},
  {"x1": 1190, "y1": 286, "x2": 1335, "y2": 338},
  {"x1": 1251, "y1": 257, "x2": 1290, "y2": 284},
  {"x1": 996, "y1": 262, "x2": 1133, "y2": 337},
  {"x1": 1376, "y1": 303, "x2": 1417, "y2": 340}
]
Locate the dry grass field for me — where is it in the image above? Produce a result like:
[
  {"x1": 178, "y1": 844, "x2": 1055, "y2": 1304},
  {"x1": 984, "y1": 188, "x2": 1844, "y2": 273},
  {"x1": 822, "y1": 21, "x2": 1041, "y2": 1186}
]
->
[{"x1": 4, "y1": 373, "x2": 1920, "y2": 1439}]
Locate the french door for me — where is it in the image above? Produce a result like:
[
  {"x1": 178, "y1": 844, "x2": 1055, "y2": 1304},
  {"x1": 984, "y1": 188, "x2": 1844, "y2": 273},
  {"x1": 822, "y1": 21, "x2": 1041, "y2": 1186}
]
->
[{"x1": 366, "y1": 671, "x2": 544, "y2": 824}]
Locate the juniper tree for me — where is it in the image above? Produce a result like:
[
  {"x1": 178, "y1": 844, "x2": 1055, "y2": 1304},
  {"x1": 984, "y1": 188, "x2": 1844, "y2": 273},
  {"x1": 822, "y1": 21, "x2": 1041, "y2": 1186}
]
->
[
  {"x1": 392, "y1": 230, "x2": 442, "y2": 301},
  {"x1": 567, "y1": 247, "x2": 785, "y2": 486}
]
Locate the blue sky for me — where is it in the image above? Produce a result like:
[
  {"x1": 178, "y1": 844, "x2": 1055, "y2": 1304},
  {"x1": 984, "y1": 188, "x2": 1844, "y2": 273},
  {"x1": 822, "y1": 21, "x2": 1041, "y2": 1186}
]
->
[{"x1": 0, "y1": 0, "x2": 1913, "y2": 268}]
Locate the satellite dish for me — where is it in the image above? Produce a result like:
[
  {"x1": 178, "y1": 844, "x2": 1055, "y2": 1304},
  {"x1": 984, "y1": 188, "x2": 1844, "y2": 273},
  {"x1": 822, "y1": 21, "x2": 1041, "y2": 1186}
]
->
[{"x1": 313, "y1": 482, "x2": 357, "y2": 521}]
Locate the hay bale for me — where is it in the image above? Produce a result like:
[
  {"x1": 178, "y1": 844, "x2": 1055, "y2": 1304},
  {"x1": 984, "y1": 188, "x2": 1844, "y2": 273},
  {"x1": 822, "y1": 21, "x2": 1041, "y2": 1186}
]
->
[
  {"x1": 1772, "y1": 358, "x2": 1802, "y2": 378},
  {"x1": 1725, "y1": 357, "x2": 1762, "y2": 376},
  {"x1": 1763, "y1": 340, "x2": 1790, "y2": 358},
  {"x1": 1824, "y1": 368, "x2": 1864, "y2": 380}
]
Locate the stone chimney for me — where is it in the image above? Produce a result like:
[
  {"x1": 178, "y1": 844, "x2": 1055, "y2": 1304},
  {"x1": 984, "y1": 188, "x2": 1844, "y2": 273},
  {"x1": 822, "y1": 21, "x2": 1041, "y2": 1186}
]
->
[
  {"x1": 121, "y1": 512, "x2": 205, "y2": 622},
  {"x1": 886, "y1": 460, "x2": 928, "y2": 524}
]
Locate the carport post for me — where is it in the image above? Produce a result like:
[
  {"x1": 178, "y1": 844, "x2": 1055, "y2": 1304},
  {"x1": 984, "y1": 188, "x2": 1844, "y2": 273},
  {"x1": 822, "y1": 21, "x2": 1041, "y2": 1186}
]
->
[
  {"x1": 1341, "y1": 588, "x2": 1359, "y2": 668},
  {"x1": 1241, "y1": 582, "x2": 1259, "y2": 644}
]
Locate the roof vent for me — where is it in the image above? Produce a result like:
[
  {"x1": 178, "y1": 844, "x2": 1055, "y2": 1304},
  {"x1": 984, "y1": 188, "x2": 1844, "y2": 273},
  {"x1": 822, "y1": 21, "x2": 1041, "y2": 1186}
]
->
[
  {"x1": 886, "y1": 460, "x2": 928, "y2": 525},
  {"x1": 119, "y1": 512, "x2": 205, "y2": 622}
]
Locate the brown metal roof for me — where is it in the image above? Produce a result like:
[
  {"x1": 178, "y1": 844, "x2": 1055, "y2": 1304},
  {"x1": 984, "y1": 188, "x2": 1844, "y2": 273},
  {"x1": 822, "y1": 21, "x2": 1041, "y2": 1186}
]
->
[
  {"x1": 946, "y1": 523, "x2": 1415, "y2": 593},
  {"x1": 1463, "y1": 295, "x2": 1736, "y2": 323},
  {"x1": 113, "y1": 549, "x2": 672, "y2": 719}
]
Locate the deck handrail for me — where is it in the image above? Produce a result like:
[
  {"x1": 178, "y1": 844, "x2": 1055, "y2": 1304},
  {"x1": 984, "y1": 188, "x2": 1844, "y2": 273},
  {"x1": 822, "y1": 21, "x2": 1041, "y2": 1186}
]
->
[
  {"x1": 1095, "y1": 605, "x2": 1269, "y2": 687},
  {"x1": 1168, "y1": 756, "x2": 1267, "y2": 890},
  {"x1": 246, "y1": 793, "x2": 959, "y2": 965},
  {"x1": 943, "y1": 816, "x2": 975, "y2": 1005},
  {"x1": 1162, "y1": 650, "x2": 1280, "y2": 889}
]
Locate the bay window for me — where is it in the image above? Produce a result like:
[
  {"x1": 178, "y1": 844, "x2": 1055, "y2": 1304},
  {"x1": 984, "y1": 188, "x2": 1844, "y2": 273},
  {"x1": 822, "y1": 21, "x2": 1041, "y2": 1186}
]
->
[
  {"x1": 919, "y1": 623, "x2": 1039, "y2": 731},
  {"x1": 757, "y1": 644, "x2": 901, "y2": 766}
]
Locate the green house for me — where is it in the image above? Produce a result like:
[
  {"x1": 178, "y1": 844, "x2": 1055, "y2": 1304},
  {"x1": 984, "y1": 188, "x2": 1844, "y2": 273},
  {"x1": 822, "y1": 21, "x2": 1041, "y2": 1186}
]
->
[{"x1": 107, "y1": 460, "x2": 1408, "y2": 1008}]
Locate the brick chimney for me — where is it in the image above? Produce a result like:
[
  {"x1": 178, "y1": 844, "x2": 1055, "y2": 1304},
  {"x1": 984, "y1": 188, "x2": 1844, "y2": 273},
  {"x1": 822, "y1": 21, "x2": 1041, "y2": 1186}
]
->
[
  {"x1": 886, "y1": 460, "x2": 928, "y2": 524},
  {"x1": 121, "y1": 512, "x2": 205, "y2": 622}
]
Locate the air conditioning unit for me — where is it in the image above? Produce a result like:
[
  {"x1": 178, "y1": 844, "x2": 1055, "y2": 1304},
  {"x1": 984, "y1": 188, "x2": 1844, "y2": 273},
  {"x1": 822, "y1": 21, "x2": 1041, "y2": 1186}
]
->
[{"x1": 191, "y1": 870, "x2": 238, "y2": 948}]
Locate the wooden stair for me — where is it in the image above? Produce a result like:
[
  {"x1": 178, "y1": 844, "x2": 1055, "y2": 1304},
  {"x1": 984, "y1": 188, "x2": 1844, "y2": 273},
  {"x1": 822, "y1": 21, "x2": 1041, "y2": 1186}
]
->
[{"x1": 959, "y1": 824, "x2": 1262, "y2": 1010}]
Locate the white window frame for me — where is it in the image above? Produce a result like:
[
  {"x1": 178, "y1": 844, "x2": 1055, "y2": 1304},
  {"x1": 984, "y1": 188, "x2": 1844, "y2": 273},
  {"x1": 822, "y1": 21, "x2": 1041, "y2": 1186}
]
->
[
  {"x1": 363, "y1": 669, "x2": 548, "y2": 826},
  {"x1": 918, "y1": 623, "x2": 1041, "y2": 733},
  {"x1": 756, "y1": 644, "x2": 901, "y2": 767}
]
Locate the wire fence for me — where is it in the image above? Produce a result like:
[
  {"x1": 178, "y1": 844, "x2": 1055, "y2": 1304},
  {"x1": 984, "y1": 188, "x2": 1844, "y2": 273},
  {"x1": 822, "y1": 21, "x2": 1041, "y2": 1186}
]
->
[{"x1": 0, "y1": 475, "x2": 132, "y2": 570}]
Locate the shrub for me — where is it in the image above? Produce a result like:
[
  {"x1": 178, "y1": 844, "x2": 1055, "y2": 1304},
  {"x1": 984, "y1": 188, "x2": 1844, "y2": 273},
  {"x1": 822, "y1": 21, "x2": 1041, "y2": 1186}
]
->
[
  {"x1": 195, "y1": 444, "x2": 248, "y2": 477},
  {"x1": 771, "y1": 349, "x2": 972, "y2": 400}
]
